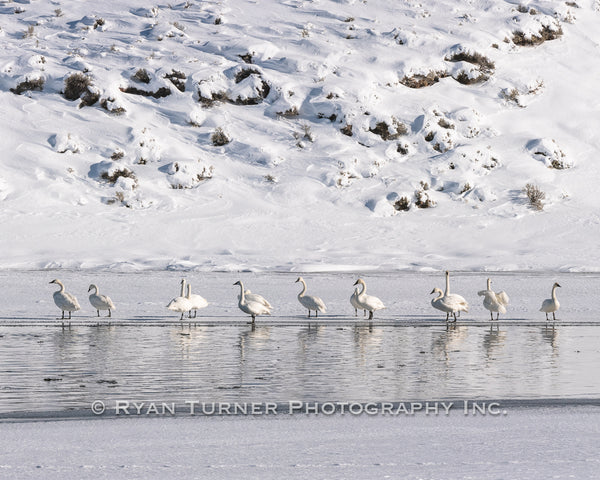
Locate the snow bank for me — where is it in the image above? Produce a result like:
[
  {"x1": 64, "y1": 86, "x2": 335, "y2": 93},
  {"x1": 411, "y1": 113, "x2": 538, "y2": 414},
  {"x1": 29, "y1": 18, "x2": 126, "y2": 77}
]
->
[{"x1": 1, "y1": 0, "x2": 599, "y2": 272}]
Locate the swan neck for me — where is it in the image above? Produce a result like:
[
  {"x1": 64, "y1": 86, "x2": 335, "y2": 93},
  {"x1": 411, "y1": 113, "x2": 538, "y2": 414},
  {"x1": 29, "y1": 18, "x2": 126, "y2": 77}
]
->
[
  {"x1": 552, "y1": 285, "x2": 558, "y2": 300},
  {"x1": 445, "y1": 273, "x2": 450, "y2": 295},
  {"x1": 180, "y1": 279, "x2": 186, "y2": 297},
  {"x1": 359, "y1": 280, "x2": 366, "y2": 295},
  {"x1": 187, "y1": 284, "x2": 191, "y2": 298},
  {"x1": 486, "y1": 278, "x2": 491, "y2": 290},
  {"x1": 298, "y1": 279, "x2": 307, "y2": 297},
  {"x1": 56, "y1": 280, "x2": 65, "y2": 293},
  {"x1": 238, "y1": 282, "x2": 245, "y2": 303}
]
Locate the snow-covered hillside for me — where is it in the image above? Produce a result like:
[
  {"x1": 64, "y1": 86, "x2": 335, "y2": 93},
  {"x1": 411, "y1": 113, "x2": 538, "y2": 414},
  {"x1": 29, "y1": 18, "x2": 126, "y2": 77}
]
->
[{"x1": 1, "y1": 0, "x2": 599, "y2": 272}]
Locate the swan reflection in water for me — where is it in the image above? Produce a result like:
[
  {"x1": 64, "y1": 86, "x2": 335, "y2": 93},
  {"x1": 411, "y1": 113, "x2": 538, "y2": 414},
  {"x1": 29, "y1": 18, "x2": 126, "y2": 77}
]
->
[
  {"x1": 483, "y1": 328, "x2": 507, "y2": 360},
  {"x1": 432, "y1": 325, "x2": 468, "y2": 363}
]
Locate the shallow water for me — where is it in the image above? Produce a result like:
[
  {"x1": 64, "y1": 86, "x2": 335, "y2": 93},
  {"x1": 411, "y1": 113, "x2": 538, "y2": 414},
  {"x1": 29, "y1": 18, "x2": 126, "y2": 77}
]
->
[
  {"x1": 0, "y1": 323, "x2": 598, "y2": 415},
  {"x1": 0, "y1": 271, "x2": 599, "y2": 415}
]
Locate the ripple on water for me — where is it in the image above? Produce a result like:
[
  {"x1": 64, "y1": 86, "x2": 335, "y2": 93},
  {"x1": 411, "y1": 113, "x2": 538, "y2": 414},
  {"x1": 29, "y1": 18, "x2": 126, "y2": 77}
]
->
[{"x1": 0, "y1": 324, "x2": 598, "y2": 414}]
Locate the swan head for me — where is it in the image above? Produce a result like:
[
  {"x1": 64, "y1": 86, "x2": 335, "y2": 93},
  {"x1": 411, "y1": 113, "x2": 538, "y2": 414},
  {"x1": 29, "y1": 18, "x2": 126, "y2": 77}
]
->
[
  {"x1": 553, "y1": 282, "x2": 561, "y2": 288},
  {"x1": 295, "y1": 277, "x2": 303, "y2": 283},
  {"x1": 233, "y1": 281, "x2": 241, "y2": 286},
  {"x1": 353, "y1": 278, "x2": 364, "y2": 286},
  {"x1": 49, "y1": 279, "x2": 61, "y2": 285},
  {"x1": 430, "y1": 287, "x2": 442, "y2": 295},
  {"x1": 88, "y1": 284, "x2": 97, "y2": 293}
]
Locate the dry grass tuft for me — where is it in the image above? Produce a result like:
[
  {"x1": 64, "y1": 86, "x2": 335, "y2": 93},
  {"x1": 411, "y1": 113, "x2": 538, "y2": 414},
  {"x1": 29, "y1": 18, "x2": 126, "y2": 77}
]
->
[
  {"x1": 524, "y1": 183, "x2": 545, "y2": 210},
  {"x1": 10, "y1": 77, "x2": 44, "y2": 95},
  {"x1": 101, "y1": 168, "x2": 136, "y2": 184},
  {"x1": 513, "y1": 25, "x2": 563, "y2": 46},
  {"x1": 401, "y1": 71, "x2": 447, "y2": 89},
  {"x1": 211, "y1": 127, "x2": 230, "y2": 146}
]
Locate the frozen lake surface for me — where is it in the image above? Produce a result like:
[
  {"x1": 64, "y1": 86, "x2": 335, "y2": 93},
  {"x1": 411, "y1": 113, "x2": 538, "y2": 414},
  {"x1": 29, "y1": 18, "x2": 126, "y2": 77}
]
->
[{"x1": 1, "y1": 271, "x2": 599, "y2": 416}]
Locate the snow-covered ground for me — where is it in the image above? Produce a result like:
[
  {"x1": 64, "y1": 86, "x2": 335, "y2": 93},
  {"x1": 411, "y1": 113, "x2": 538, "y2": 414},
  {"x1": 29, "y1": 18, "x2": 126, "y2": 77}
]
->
[
  {"x1": 1, "y1": 0, "x2": 600, "y2": 272},
  {"x1": 1, "y1": 407, "x2": 599, "y2": 479}
]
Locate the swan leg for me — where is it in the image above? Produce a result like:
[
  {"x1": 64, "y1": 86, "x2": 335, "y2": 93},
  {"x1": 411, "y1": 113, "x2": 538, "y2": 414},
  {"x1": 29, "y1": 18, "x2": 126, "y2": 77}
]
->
[
  {"x1": 545, "y1": 312, "x2": 549, "y2": 321},
  {"x1": 490, "y1": 312, "x2": 494, "y2": 321},
  {"x1": 307, "y1": 310, "x2": 311, "y2": 318},
  {"x1": 553, "y1": 312, "x2": 556, "y2": 321},
  {"x1": 108, "y1": 309, "x2": 111, "y2": 318},
  {"x1": 363, "y1": 310, "x2": 367, "y2": 317},
  {"x1": 68, "y1": 311, "x2": 72, "y2": 320},
  {"x1": 354, "y1": 308, "x2": 357, "y2": 317},
  {"x1": 180, "y1": 312, "x2": 184, "y2": 320},
  {"x1": 251, "y1": 314, "x2": 256, "y2": 324},
  {"x1": 445, "y1": 312, "x2": 449, "y2": 322},
  {"x1": 368, "y1": 310, "x2": 373, "y2": 320},
  {"x1": 193, "y1": 311, "x2": 197, "y2": 319}
]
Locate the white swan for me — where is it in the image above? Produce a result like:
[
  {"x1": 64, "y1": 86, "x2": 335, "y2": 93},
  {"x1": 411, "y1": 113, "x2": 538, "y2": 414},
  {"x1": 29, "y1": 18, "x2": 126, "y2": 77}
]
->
[
  {"x1": 234, "y1": 281, "x2": 271, "y2": 323},
  {"x1": 350, "y1": 287, "x2": 365, "y2": 317},
  {"x1": 540, "y1": 282, "x2": 561, "y2": 321},
  {"x1": 167, "y1": 278, "x2": 192, "y2": 320},
  {"x1": 430, "y1": 271, "x2": 469, "y2": 322},
  {"x1": 49, "y1": 279, "x2": 80, "y2": 320},
  {"x1": 238, "y1": 289, "x2": 272, "y2": 310},
  {"x1": 88, "y1": 284, "x2": 115, "y2": 317},
  {"x1": 295, "y1": 277, "x2": 327, "y2": 318},
  {"x1": 186, "y1": 283, "x2": 208, "y2": 318},
  {"x1": 477, "y1": 278, "x2": 509, "y2": 321},
  {"x1": 353, "y1": 278, "x2": 385, "y2": 320}
]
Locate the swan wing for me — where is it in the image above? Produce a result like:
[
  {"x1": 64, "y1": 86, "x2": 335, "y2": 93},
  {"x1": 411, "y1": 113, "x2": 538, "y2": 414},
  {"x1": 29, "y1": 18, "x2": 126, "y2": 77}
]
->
[
  {"x1": 361, "y1": 294, "x2": 385, "y2": 311},
  {"x1": 299, "y1": 295, "x2": 327, "y2": 312},
  {"x1": 189, "y1": 294, "x2": 208, "y2": 309},
  {"x1": 244, "y1": 299, "x2": 271, "y2": 316},
  {"x1": 65, "y1": 292, "x2": 81, "y2": 309},
  {"x1": 540, "y1": 298, "x2": 558, "y2": 312},
  {"x1": 246, "y1": 293, "x2": 272, "y2": 309},
  {"x1": 90, "y1": 294, "x2": 115, "y2": 310},
  {"x1": 495, "y1": 291, "x2": 510, "y2": 306},
  {"x1": 444, "y1": 294, "x2": 469, "y2": 312},
  {"x1": 54, "y1": 291, "x2": 80, "y2": 310},
  {"x1": 167, "y1": 296, "x2": 191, "y2": 312}
]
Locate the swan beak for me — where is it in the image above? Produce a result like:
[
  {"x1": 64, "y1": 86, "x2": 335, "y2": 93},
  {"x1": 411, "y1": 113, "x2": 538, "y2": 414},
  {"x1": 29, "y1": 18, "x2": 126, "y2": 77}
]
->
[
  {"x1": 353, "y1": 280, "x2": 359, "y2": 286},
  {"x1": 430, "y1": 289, "x2": 435, "y2": 294},
  {"x1": 556, "y1": 283, "x2": 562, "y2": 288},
  {"x1": 87, "y1": 286, "x2": 92, "y2": 292},
  {"x1": 49, "y1": 280, "x2": 56, "y2": 284},
  {"x1": 295, "y1": 278, "x2": 300, "y2": 283},
  {"x1": 233, "y1": 281, "x2": 240, "y2": 286}
]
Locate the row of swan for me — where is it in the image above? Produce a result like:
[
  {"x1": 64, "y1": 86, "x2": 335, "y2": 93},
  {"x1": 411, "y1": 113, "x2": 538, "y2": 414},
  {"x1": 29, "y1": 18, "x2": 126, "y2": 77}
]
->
[
  {"x1": 49, "y1": 279, "x2": 115, "y2": 319},
  {"x1": 429, "y1": 272, "x2": 560, "y2": 323},
  {"x1": 48, "y1": 273, "x2": 561, "y2": 322}
]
